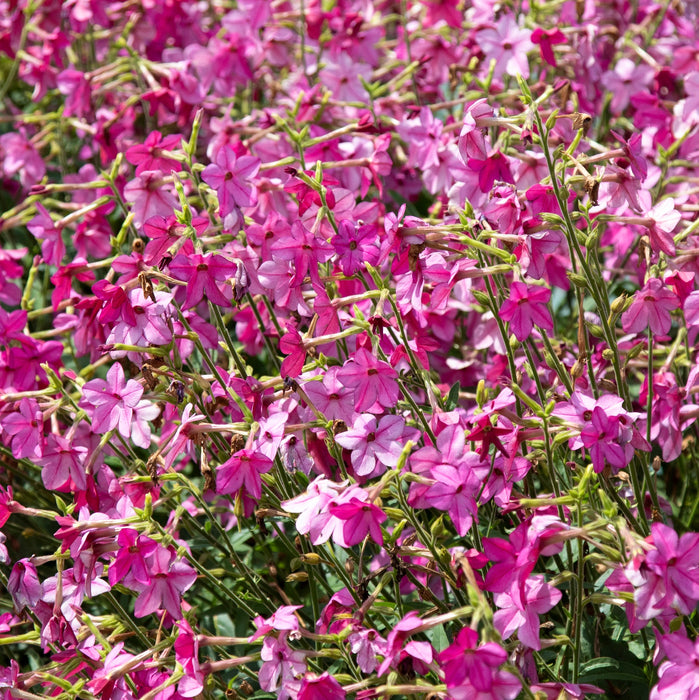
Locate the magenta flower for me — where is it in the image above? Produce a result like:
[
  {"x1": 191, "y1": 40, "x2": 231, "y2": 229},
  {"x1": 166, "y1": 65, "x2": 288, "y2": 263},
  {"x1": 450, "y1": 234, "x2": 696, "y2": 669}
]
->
[
  {"x1": 439, "y1": 627, "x2": 521, "y2": 699},
  {"x1": 531, "y1": 27, "x2": 566, "y2": 67},
  {"x1": 108, "y1": 529, "x2": 159, "y2": 587},
  {"x1": 499, "y1": 281, "x2": 553, "y2": 341},
  {"x1": 169, "y1": 252, "x2": 235, "y2": 309},
  {"x1": 132, "y1": 546, "x2": 197, "y2": 619},
  {"x1": 279, "y1": 325, "x2": 306, "y2": 379},
  {"x1": 201, "y1": 144, "x2": 260, "y2": 217},
  {"x1": 125, "y1": 130, "x2": 181, "y2": 175},
  {"x1": 423, "y1": 458, "x2": 482, "y2": 536},
  {"x1": 328, "y1": 497, "x2": 387, "y2": 546},
  {"x1": 297, "y1": 672, "x2": 345, "y2": 700},
  {"x1": 579, "y1": 407, "x2": 631, "y2": 473},
  {"x1": 621, "y1": 278, "x2": 679, "y2": 335},
  {"x1": 216, "y1": 448, "x2": 273, "y2": 500}
]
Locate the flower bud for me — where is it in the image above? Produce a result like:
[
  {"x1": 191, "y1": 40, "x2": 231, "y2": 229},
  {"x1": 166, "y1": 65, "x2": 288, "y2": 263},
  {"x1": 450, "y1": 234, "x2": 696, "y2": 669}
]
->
[
  {"x1": 476, "y1": 379, "x2": 487, "y2": 408},
  {"x1": 567, "y1": 272, "x2": 588, "y2": 288},
  {"x1": 285, "y1": 572, "x2": 308, "y2": 583},
  {"x1": 300, "y1": 552, "x2": 321, "y2": 565},
  {"x1": 610, "y1": 293, "x2": 630, "y2": 315}
]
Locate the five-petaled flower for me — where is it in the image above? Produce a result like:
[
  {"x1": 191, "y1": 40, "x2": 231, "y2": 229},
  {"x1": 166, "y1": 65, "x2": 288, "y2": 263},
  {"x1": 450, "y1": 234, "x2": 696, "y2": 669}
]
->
[{"x1": 499, "y1": 281, "x2": 553, "y2": 341}]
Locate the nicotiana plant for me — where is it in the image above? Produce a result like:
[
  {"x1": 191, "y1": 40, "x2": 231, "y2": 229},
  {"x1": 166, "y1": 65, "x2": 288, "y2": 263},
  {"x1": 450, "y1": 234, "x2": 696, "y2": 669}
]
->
[{"x1": 1, "y1": 0, "x2": 699, "y2": 699}]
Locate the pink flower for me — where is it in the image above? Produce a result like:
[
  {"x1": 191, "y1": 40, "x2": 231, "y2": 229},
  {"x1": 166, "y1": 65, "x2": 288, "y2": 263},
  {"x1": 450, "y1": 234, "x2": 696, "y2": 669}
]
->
[
  {"x1": 333, "y1": 220, "x2": 379, "y2": 276},
  {"x1": 169, "y1": 252, "x2": 235, "y2": 309},
  {"x1": 477, "y1": 14, "x2": 533, "y2": 80},
  {"x1": 439, "y1": 627, "x2": 521, "y2": 699},
  {"x1": 123, "y1": 170, "x2": 179, "y2": 227},
  {"x1": 132, "y1": 546, "x2": 197, "y2": 619},
  {"x1": 298, "y1": 671, "x2": 345, "y2": 700},
  {"x1": 329, "y1": 497, "x2": 387, "y2": 546},
  {"x1": 38, "y1": 434, "x2": 88, "y2": 491},
  {"x1": 651, "y1": 627, "x2": 699, "y2": 699},
  {"x1": 349, "y1": 627, "x2": 386, "y2": 673},
  {"x1": 216, "y1": 449, "x2": 273, "y2": 500},
  {"x1": 125, "y1": 130, "x2": 181, "y2": 175},
  {"x1": 621, "y1": 278, "x2": 679, "y2": 336},
  {"x1": 334, "y1": 413, "x2": 409, "y2": 477},
  {"x1": 531, "y1": 27, "x2": 566, "y2": 67},
  {"x1": 1, "y1": 398, "x2": 44, "y2": 460},
  {"x1": 80, "y1": 363, "x2": 159, "y2": 447},
  {"x1": 627, "y1": 522, "x2": 699, "y2": 620},
  {"x1": 645, "y1": 198, "x2": 681, "y2": 255},
  {"x1": 493, "y1": 575, "x2": 562, "y2": 650},
  {"x1": 259, "y1": 634, "x2": 306, "y2": 700},
  {"x1": 175, "y1": 619, "x2": 205, "y2": 697},
  {"x1": 423, "y1": 456, "x2": 482, "y2": 536},
  {"x1": 320, "y1": 53, "x2": 371, "y2": 102},
  {"x1": 602, "y1": 58, "x2": 654, "y2": 115},
  {"x1": 201, "y1": 144, "x2": 260, "y2": 217},
  {"x1": 7, "y1": 559, "x2": 43, "y2": 609},
  {"x1": 27, "y1": 204, "x2": 65, "y2": 265},
  {"x1": 0, "y1": 132, "x2": 45, "y2": 188},
  {"x1": 337, "y1": 348, "x2": 400, "y2": 413},
  {"x1": 499, "y1": 281, "x2": 553, "y2": 341}
]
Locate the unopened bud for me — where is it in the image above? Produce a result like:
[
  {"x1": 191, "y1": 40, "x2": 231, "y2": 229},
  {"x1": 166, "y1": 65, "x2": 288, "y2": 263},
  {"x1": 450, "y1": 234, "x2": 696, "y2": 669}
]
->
[
  {"x1": 471, "y1": 290, "x2": 491, "y2": 307},
  {"x1": 610, "y1": 293, "x2": 630, "y2": 315},
  {"x1": 539, "y1": 212, "x2": 564, "y2": 227},
  {"x1": 476, "y1": 379, "x2": 487, "y2": 408},
  {"x1": 585, "y1": 229, "x2": 601, "y2": 248},
  {"x1": 285, "y1": 572, "x2": 308, "y2": 583},
  {"x1": 567, "y1": 272, "x2": 588, "y2": 288},
  {"x1": 300, "y1": 552, "x2": 321, "y2": 565},
  {"x1": 601, "y1": 349, "x2": 615, "y2": 362},
  {"x1": 626, "y1": 342, "x2": 645, "y2": 360}
]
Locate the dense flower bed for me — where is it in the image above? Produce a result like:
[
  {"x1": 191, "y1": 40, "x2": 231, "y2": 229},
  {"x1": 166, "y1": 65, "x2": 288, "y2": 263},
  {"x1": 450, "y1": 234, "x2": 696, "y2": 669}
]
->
[{"x1": 1, "y1": 0, "x2": 699, "y2": 698}]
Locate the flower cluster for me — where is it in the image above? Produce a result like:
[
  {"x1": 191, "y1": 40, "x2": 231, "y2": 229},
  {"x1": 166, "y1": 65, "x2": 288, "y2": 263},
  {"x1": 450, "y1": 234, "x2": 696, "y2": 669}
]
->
[{"x1": 1, "y1": 0, "x2": 699, "y2": 698}]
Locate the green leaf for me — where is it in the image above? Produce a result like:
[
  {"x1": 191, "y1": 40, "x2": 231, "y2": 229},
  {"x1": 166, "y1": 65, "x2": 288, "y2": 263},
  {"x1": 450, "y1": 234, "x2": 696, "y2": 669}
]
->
[{"x1": 445, "y1": 381, "x2": 460, "y2": 411}]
